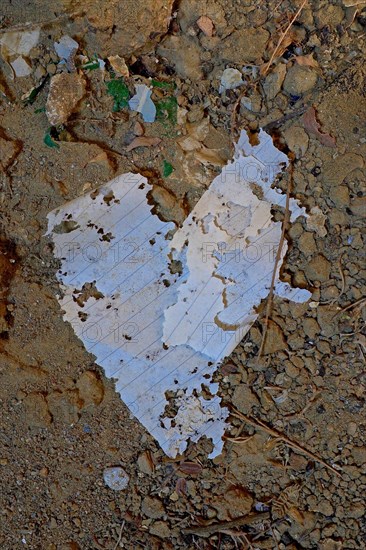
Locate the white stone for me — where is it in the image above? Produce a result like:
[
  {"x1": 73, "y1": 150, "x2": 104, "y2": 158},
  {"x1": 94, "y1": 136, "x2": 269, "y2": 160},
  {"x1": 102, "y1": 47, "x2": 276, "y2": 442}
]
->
[
  {"x1": 219, "y1": 68, "x2": 244, "y2": 93},
  {"x1": 103, "y1": 467, "x2": 129, "y2": 491}
]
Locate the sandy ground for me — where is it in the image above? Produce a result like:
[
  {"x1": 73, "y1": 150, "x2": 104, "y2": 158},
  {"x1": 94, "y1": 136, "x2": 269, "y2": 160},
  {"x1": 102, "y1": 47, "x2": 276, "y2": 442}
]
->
[{"x1": 0, "y1": 0, "x2": 365, "y2": 548}]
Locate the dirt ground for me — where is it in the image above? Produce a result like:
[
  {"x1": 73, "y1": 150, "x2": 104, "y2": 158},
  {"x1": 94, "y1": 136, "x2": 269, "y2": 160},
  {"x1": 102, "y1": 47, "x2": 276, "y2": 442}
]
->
[{"x1": 0, "y1": 0, "x2": 365, "y2": 548}]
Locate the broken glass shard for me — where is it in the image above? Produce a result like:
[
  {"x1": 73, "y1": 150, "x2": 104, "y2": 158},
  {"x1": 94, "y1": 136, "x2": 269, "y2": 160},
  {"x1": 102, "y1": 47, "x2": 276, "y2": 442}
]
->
[{"x1": 128, "y1": 84, "x2": 156, "y2": 123}]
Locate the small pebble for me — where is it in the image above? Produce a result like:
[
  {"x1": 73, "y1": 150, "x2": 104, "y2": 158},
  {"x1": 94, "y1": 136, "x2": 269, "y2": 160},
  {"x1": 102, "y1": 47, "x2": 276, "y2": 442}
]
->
[
  {"x1": 219, "y1": 68, "x2": 244, "y2": 93},
  {"x1": 103, "y1": 466, "x2": 129, "y2": 491},
  {"x1": 46, "y1": 63, "x2": 57, "y2": 75},
  {"x1": 347, "y1": 422, "x2": 357, "y2": 437}
]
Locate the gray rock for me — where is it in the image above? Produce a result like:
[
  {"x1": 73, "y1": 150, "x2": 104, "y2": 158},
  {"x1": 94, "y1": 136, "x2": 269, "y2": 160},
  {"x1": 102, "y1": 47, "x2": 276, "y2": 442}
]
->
[
  {"x1": 283, "y1": 125, "x2": 309, "y2": 158},
  {"x1": 283, "y1": 65, "x2": 318, "y2": 96},
  {"x1": 103, "y1": 467, "x2": 129, "y2": 491},
  {"x1": 302, "y1": 317, "x2": 320, "y2": 339},
  {"x1": 220, "y1": 28, "x2": 269, "y2": 64},
  {"x1": 149, "y1": 521, "x2": 170, "y2": 538},
  {"x1": 316, "y1": 5, "x2": 344, "y2": 28},
  {"x1": 232, "y1": 385, "x2": 260, "y2": 414},
  {"x1": 141, "y1": 496, "x2": 165, "y2": 519},
  {"x1": 305, "y1": 254, "x2": 331, "y2": 282},
  {"x1": 298, "y1": 231, "x2": 317, "y2": 256},
  {"x1": 328, "y1": 185, "x2": 350, "y2": 209},
  {"x1": 263, "y1": 63, "x2": 286, "y2": 100},
  {"x1": 219, "y1": 68, "x2": 244, "y2": 92},
  {"x1": 46, "y1": 72, "x2": 86, "y2": 126},
  {"x1": 157, "y1": 35, "x2": 203, "y2": 80}
]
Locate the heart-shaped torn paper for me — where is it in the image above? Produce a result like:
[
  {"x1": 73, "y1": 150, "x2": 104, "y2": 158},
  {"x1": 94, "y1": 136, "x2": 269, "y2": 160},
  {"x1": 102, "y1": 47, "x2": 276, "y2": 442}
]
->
[{"x1": 46, "y1": 130, "x2": 311, "y2": 458}]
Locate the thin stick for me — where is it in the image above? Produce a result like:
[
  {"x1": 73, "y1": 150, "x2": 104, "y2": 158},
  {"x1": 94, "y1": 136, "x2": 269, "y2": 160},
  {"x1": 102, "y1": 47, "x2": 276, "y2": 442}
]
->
[
  {"x1": 221, "y1": 530, "x2": 255, "y2": 550},
  {"x1": 0, "y1": 11, "x2": 86, "y2": 33},
  {"x1": 223, "y1": 435, "x2": 254, "y2": 444},
  {"x1": 230, "y1": 83, "x2": 251, "y2": 144},
  {"x1": 257, "y1": 160, "x2": 292, "y2": 359},
  {"x1": 182, "y1": 512, "x2": 270, "y2": 537},
  {"x1": 330, "y1": 253, "x2": 346, "y2": 305},
  {"x1": 268, "y1": 0, "x2": 284, "y2": 21},
  {"x1": 284, "y1": 389, "x2": 321, "y2": 419},
  {"x1": 262, "y1": 0, "x2": 307, "y2": 76},
  {"x1": 242, "y1": 532, "x2": 255, "y2": 550},
  {"x1": 270, "y1": 527, "x2": 280, "y2": 550},
  {"x1": 333, "y1": 296, "x2": 366, "y2": 317},
  {"x1": 262, "y1": 105, "x2": 308, "y2": 132},
  {"x1": 113, "y1": 521, "x2": 125, "y2": 550},
  {"x1": 231, "y1": 408, "x2": 342, "y2": 477}
]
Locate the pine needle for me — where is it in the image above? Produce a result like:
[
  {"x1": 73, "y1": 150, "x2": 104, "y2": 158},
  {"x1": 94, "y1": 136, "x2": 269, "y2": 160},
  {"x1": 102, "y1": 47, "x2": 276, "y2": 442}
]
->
[
  {"x1": 333, "y1": 296, "x2": 366, "y2": 317},
  {"x1": 257, "y1": 156, "x2": 293, "y2": 358},
  {"x1": 261, "y1": 0, "x2": 307, "y2": 76},
  {"x1": 113, "y1": 521, "x2": 125, "y2": 550},
  {"x1": 230, "y1": 408, "x2": 342, "y2": 477}
]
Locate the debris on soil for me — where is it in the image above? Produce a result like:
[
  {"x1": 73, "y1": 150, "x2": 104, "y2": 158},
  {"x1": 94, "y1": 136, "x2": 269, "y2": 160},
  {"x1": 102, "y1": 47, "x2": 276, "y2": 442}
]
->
[
  {"x1": 0, "y1": 28, "x2": 40, "y2": 77},
  {"x1": 261, "y1": 0, "x2": 307, "y2": 76},
  {"x1": 197, "y1": 15, "x2": 214, "y2": 37},
  {"x1": 46, "y1": 72, "x2": 86, "y2": 126},
  {"x1": 46, "y1": 130, "x2": 311, "y2": 459},
  {"x1": 53, "y1": 35, "x2": 78, "y2": 68},
  {"x1": 162, "y1": 159, "x2": 174, "y2": 177},
  {"x1": 303, "y1": 106, "x2": 337, "y2": 147},
  {"x1": 128, "y1": 84, "x2": 156, "y2": 123},
  {"x1": 219, "y1": 68, "x2": 245, "y2": 93},
  {"x1": 103, "y1": 466, "x2": 130, "y2": 491},
  {"x1": 1, "y1": 1, "x2": 365, "y2": 548},
  {"x1": 106, "y1": 78, "x2": 130, "y2": 111},
  {"x1": 43, "y1": 128, "x2": 59, "y2": 149},
  {"x1": 107, "y1": 54, "x2": 129, "y2": 78},
  {"x1": 294, "y1": 53, "x2": 319, "y2": 68},
  {"x1": 126, "y1": 136, "x2": 161, "y2": 151},
  {"x1": 155, "y1": 95, "x2": 178, "y2": 127},
  {"x1": 10, "y1": 56, "x2": 32, "y2": 77}
]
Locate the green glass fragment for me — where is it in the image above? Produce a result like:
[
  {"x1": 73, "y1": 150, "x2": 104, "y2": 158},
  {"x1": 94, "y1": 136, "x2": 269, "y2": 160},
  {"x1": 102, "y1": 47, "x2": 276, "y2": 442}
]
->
[
  {"x1": 163, "y1": 160, "x2": 174, "y2": 178},
  {"x1": 44, "y1": 130, "x2": 60, "y2": 149},
  {"x1": 151, "y1": 79, "x2": 176, "y2": 90},
  {"x1": 106, "y1": 79, "x2": 130, "y2": 111},
  {"x1": 82, "y1": 60, "x2": 100, "y2": 71},
  {"x1": 155, "y1": 96, "x2": 177, "y2": 126}
]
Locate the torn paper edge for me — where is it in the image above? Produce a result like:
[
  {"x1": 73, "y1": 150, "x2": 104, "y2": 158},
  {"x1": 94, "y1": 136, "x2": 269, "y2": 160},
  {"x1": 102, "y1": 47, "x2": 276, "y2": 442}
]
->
[{"x1": 46, "y1": 130, "x2": 311, "y2": 459}]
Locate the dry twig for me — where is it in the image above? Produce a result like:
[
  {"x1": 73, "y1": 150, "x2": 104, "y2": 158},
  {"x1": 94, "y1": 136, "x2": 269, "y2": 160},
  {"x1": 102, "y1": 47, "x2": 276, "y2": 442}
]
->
[
  {"x1": 230, "y1": 408, "x2": 342, "y2": 477},
  {"x1": 230, "y1": 83, "x2": 252, "y2": 143},
  {"x1": 257, "y1": 158, "x2": 293, "y2": 359},
  {"x1": 333, "y1": 296, "x2": 366, "y2": 317},
  {"x1": 113, "y1": 521, "x2": 125, "y2": 550},
  {"x1": 0, "y1": 11, "x2": 85, "y2": 33},
  {"x1": 182, "y1": 512, "x2": 270, "y2": 537},
  {"x1": 329, "y1": 253, "x2": 346, "y2": 305},
  {"x1": 262, "y1": 106, "x2": 308, "y2": 132},
  {"x1": 221, "y1": 530, "x2": 255, "y2": 549},
  {"x1": 284, "y1": 387, "x2": 321, "y2": 419},
  {"x1": 261, "y1": 0, "x2": 307, "y2": 76}
]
